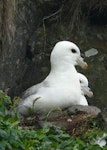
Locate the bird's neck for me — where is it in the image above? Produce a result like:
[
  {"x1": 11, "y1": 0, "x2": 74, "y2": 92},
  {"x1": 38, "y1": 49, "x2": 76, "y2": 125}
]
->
[{"x1": 50, "y1": 63, "x2": 77, "y2": 74}]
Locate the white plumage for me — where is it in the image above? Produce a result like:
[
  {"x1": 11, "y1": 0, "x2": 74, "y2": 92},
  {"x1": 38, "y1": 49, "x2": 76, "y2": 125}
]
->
[
  {"x1": 17, "y1": 41, "x2": 88, "y2": 117},
  {"x1": 78, "y1": 73, "x2": 93, "y2": 106}
]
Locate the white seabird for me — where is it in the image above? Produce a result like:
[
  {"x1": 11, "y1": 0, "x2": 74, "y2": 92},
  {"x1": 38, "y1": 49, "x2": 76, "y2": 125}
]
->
[
  {"x1": 17, "y1": 41, "x2": 88, "y2": 117},
  {"x1": 78, "y1": 73, "x2": 93, "y2": 106}
]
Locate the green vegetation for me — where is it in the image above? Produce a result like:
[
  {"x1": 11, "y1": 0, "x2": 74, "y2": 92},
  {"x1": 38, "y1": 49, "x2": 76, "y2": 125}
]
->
[{"x1": 0, "y1": 90, "x2": 107, "y2": 150}]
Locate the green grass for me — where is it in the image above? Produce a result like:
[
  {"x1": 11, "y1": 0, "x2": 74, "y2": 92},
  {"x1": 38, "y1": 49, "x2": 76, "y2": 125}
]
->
[{"x1": 0, "y1": 90, "x2": 107, "y2": 150}]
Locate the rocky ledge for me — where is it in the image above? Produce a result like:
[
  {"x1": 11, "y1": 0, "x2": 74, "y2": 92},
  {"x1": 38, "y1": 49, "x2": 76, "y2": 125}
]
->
[{"x1": 20, "y1": 105, "x2": 107, "y2": 136}]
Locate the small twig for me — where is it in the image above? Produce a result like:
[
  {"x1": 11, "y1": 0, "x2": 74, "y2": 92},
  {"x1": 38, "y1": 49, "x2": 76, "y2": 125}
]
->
[
  {"x1": 43, "y1": 7, "x2": 62, "y2": 21},
  {"x1": 69, "y1": 0, "x2": 82, "y2": 31},
  {"x1": 42, "y1": 7, "x2": 62, "y2": 51},
  {"x1": 32, "y1": 97, "x2": 41, "y2": 113}
]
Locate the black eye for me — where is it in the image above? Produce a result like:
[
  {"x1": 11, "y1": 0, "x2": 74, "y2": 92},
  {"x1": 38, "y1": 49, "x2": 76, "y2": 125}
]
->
[
  {"x1": 71, "y1": 49, "x2": 76, "y2": 53},
  {"x1": 80, "y1": 80, "x2": 82, "y2": 83}
]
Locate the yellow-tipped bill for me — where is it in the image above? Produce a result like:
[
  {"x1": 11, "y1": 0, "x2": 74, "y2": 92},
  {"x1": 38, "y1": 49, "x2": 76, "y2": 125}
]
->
[
  {"x1": 82, "y1": 86, "x2": 93, "y2": 98},
  {"x1": 77, "y1": 57, "x2": 88, "y2": 69}
]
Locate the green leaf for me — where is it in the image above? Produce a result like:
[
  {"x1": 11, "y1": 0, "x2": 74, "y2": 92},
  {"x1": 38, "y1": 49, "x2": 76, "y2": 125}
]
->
[
  {"x1": 0, "y1": 145, "x2": 5, "y2": 150},
  {"x1": 0, "y1": 129, "x2": 7, "y2": 139}
]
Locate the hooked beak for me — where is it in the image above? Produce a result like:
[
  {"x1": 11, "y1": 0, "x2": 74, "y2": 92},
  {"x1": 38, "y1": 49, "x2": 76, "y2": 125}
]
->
[
  {"x1": 82, "y1": 86, "x2": 93, "y2": 98},
  {"x1": 77, "y1": 56, "x2": 88, "y2": 69}
]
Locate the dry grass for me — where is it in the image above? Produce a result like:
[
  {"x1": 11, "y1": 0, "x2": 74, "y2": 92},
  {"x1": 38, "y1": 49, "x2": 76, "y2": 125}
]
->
[
  {"x1": 42, "y1": 0, "x2": 107, "y2": 32},
  {"x1": 62, "y1": 0, "x2": 107, "y2": 29}
]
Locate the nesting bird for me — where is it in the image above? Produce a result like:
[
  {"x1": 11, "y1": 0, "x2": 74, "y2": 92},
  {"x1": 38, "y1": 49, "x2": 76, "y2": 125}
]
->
[
  {"x1": 17, "y1": 41, "x2": 93, "y2": 119},
  {"x1": 78, "y1": 73, "x2": 93, "y2": 106}
]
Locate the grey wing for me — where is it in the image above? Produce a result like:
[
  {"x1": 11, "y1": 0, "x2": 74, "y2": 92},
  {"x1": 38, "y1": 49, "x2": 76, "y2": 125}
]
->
[{"x1": 21, "y1": 80, "x2": 49, "y2": 99}]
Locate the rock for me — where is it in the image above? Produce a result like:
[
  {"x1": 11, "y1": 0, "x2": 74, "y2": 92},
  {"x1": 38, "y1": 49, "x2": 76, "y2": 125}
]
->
[
  {"x1": 100, "y1": 108, "x2": 107, "y2": 129},
  {"x1": 0, "y1": 1, "x2": 43, "y2": 97},
  {"x1": 37, "y1": 105, "x2": 105, "y2": 136},
  {"x1": 67, "y1": 105, "x2": 101, "y2": 115}
]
